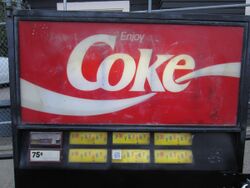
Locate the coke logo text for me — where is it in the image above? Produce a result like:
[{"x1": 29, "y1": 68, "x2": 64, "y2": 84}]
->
[{"x1": 67, "y1": 34, "x2": 194, "y2": 93}]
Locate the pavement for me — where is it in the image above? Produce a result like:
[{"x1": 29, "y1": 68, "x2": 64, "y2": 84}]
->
[
  {"x1": 0, "y1": 160, "x2": 14, "y2": 188},
  {"x1": 243, "y1": 140, "x2": 250, "y2": 174},
  {"x1": 0, "y1": 136, "x2": 13, "y2": 188}
]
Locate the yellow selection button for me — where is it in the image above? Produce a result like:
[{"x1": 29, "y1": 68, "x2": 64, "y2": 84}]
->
[
  {"x1": 113, "y1": 132, "x2": 150, "y2": 145},
  {"x1": 69, "y1": 132, "x2": 107, "y2": 145},
  {"x1": 68, "y1": 149, "x2": 107, "y2": 163},
  {"x1": 155, "y1": 150, "x2": 193, "y2": 164},
  {"x1": 112, "y1": 149, "x2": 150, "y2": 163},
  {"x1": 154, "y1": 133, "x2": 192, "y2": 146}
]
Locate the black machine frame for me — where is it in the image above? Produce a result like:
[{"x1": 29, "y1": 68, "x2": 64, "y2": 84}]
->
[{"x1": 6, "y1": 10, "x2": 250, "y2": 187}]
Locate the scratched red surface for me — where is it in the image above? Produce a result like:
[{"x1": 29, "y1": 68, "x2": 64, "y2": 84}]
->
[{"x1": 19, "y1": 21, "x2": 244, "y2": 125}]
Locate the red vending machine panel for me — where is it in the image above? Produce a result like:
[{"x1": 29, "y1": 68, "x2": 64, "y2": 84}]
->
[{"x1": 19, "y1": 21, "x2": 243, "y2": 125}]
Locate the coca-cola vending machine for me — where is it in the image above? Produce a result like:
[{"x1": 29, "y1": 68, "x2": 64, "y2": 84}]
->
[{"x1": 7, "y1": 10, "x2": 250, "y2": 187}]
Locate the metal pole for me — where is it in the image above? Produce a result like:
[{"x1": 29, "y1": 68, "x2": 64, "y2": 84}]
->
[
  {"x1": 135, "y1": 3, "x2": 250, "y2": 13},
  {"x1": 148, "y1": 0, "x2": 152, "y2": 13},
  {"x1": 63, "y1": 0, "x2": 67, "y2": 11}
]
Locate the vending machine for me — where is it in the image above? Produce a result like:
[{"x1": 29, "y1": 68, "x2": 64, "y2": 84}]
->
[{"x1": 7, "y1": 10, "x2": 250, "y2": 187}]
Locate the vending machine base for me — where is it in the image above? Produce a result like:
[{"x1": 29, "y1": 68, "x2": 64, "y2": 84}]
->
[{"x1": 16, "y1": 170, "x2": 250, "y2": 188}]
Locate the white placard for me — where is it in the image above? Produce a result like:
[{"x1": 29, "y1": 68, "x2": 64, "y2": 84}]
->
[
  {"x1": 246, "y1": 0, "x2": 250, "y2": 15},
  {"x1": 30, "y1": 132, "x2": 62, "y2": 145},
  {"x1": 57, "y1": 1, "x2": 130, "y2": 12},
  {"x1": 30, "y1": 150, "x2": 61, "y2": 162}
]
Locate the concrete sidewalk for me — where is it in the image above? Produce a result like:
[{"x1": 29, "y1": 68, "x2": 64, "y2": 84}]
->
[
  {"x1": 243, "y1": 141, "x2": 250, "y2": 174},
  {"x1": 0, "y1": 160, "x2": 14, "y2": 188},
  {"x1": 0, "y1": 136, "x2": 13, "y2": 188}
]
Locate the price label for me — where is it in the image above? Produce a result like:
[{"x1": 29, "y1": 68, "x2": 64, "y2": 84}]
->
[
  {"x1": 112, "y1": 149, "x2": 150, "y2": 163},
  {"x1": 30, "y1": 150, "x2": 61, "y2": 162},
  {"x1": 69, "y1": 132, "x2": 107, "y2": 145},
  {"x1": 113, "y1": 132, "x2": 150, "y2": 145},
  {"x1": 154, "y1": 133, "x2": 192, "y2": 146},
  {"x1": 30, "y1": 132, "x2": 62, "y2": 146},
  {"x1": 155, "y1": 150, "x2": 193, "y2": 164},
  {"x1": 68, "y1": 149, "x2": 107, "y2": 163}
]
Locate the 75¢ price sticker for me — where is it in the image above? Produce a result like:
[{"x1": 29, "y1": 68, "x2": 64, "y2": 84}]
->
[{"x1": 30, "y1": 150, "x2": 61, "y2": 162}]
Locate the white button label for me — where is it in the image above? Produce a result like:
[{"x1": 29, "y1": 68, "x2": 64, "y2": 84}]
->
[
  {"x1": 30, "y1": 150, "x2": 61, "y2": 162},
  {"x1": 112, "y1": 150, "x2": 122, "y2": 160}
]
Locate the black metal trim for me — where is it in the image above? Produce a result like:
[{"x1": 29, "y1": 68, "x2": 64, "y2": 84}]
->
[
  {"x1": 17, "y1": 125, "x2": 242, "y2": 133},
  {"x1": 236, "y1": 17, "x2": 250, "y2": 172},
  {"x1": 6, "y1": 10, "x2": 20, "y2": 188},
  {"x1": 11, "y1": 10, "x2": 250, "y2": 22}
]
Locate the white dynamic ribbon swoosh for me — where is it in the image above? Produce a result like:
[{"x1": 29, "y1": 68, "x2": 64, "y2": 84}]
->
[
  {"x1": 20, "y1": 79, "x2": 156, "y2": 116},
  {"x1": 20, "y1": 62, "x2": 241, "y2": 116},
  {"x1": 175, "y1": 62, "x2": 240, "y2": 83}
]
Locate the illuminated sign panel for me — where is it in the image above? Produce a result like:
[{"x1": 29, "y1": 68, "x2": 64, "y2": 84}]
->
[
  {"x1": 113, "y1": 132, "x2": 150, "y2": 145},
  {"x1": 68, "y1": 149, "x2": 107, "y2": 163},
  {"x1": 154, "y1": 133, "x2": 192, "y2": 146},
  {"x1": 112, "y1": 149, "x2": 150, "y2": 163},
  {"x1": 154, "y1": 150, "x2": 193, "y2": 164},
  {"x1": 69, "y1": 132, "x2": 108, "y2": 145},
  {"x1": 19, "y1": 21, "x2": 243, "y2": 125}
]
